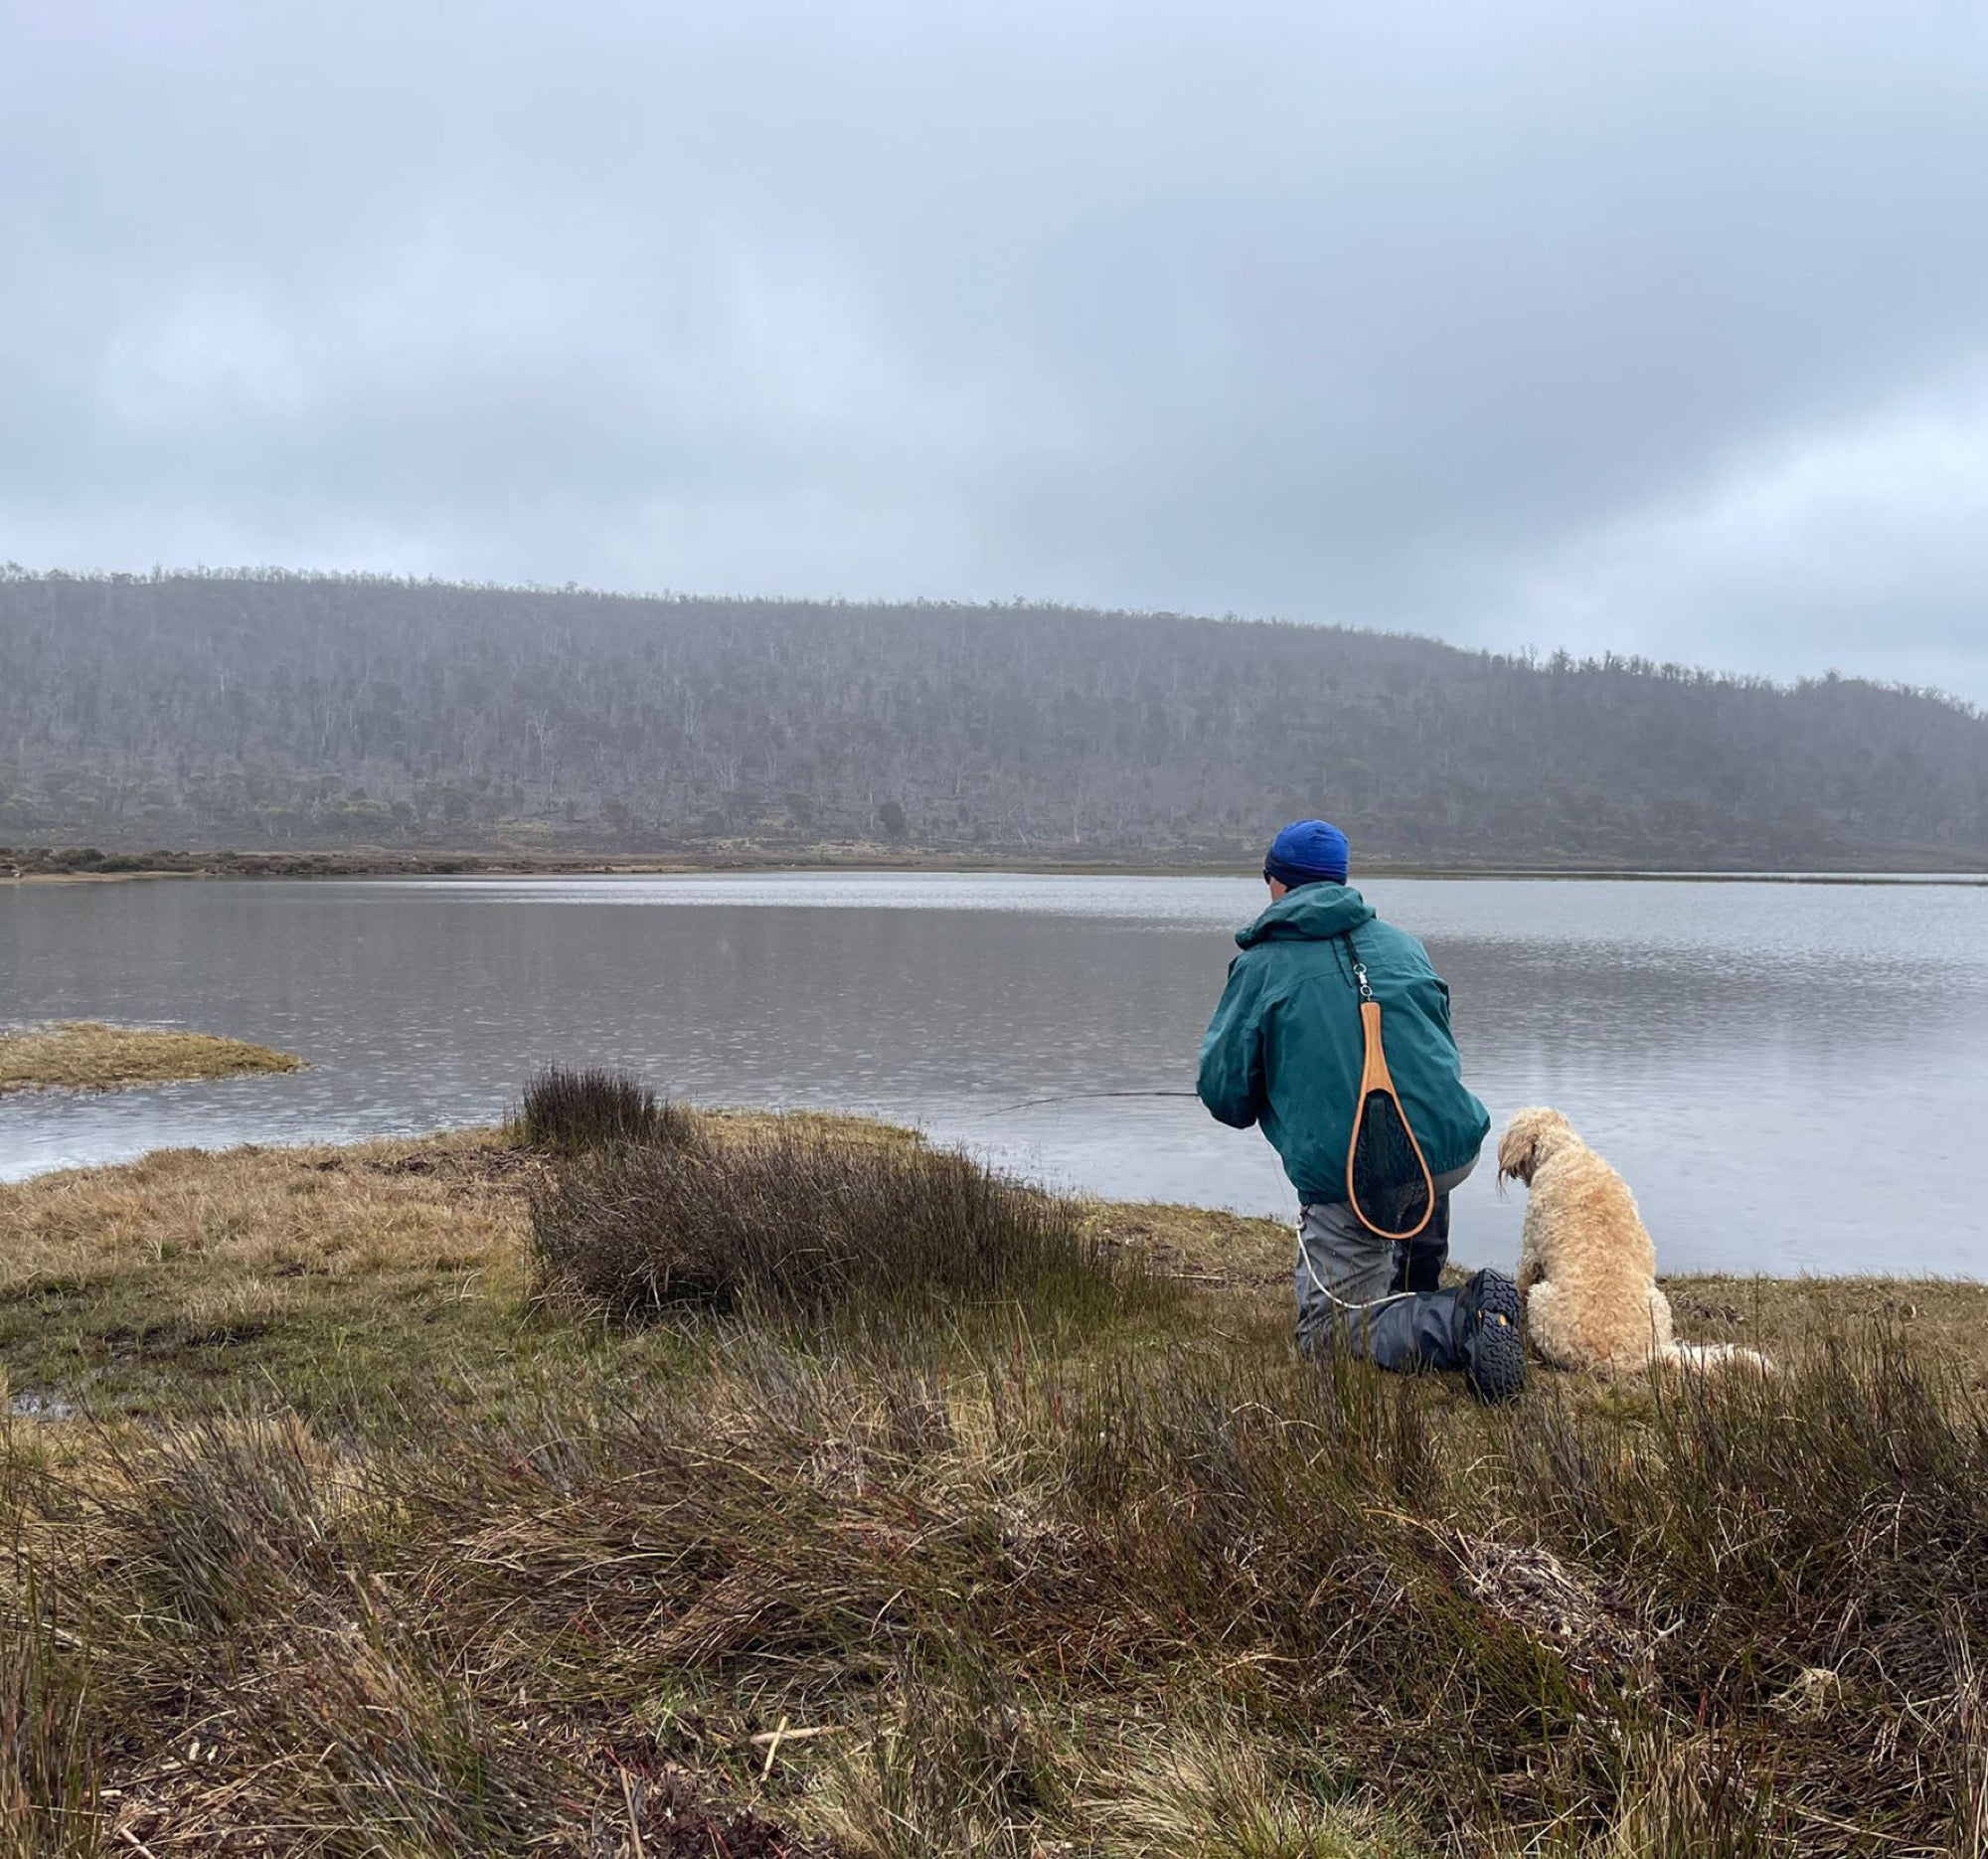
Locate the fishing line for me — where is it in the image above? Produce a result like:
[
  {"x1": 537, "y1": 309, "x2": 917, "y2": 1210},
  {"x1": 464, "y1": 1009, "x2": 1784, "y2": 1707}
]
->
[
  {"x1": 978, "y1": 1089, "x2": 1200, "y2": 1116},
  {"x1": 977, "y1": 1088, "x2": 1413, "y2": 1314},
  {"x1": 1295, "y1": 1235, "x2": 1419, "y2": 1313}
]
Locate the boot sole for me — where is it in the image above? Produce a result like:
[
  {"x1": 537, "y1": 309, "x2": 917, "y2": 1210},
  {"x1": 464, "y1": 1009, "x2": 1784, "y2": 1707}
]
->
[{"x1": 1464, "y1": 1272, "x2": 1526, "y2": 1404}]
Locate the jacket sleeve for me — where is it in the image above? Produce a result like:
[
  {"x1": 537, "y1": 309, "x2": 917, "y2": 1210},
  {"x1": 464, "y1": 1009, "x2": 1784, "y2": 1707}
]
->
[
  {"x1": 1411, "y1": 934, "x2": 1462, "y2": 1051},
  {"x1": 1433, "y1": 975, "x2": 1457, "y2": 1040},
  {"x1": 1197, "y1": 955, "x2": 1268, "y2": 1128}
]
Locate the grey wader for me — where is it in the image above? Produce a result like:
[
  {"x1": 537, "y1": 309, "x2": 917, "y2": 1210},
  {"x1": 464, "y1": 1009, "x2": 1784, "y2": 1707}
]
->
[{"x1": 1295, "y1": 1160, "x2": 1524, "y2": 1400}]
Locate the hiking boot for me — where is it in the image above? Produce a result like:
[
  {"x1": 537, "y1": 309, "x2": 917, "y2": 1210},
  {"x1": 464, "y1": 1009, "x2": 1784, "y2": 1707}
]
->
[{"x1": 1455, "y1": 1268, "x2": 1526, "y2": 1404}]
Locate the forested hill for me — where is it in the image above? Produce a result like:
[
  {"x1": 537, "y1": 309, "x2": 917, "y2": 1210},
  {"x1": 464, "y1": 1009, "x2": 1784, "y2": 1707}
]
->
[{"x1": 2, "y1": 570, "x2": 1984, "y2": 869}]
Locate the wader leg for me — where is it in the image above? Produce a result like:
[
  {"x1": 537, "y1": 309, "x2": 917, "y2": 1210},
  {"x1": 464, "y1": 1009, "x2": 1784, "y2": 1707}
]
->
[
  {"x1": 1391, "y1": 1192, "x2": 1450, "y2": 1294},
  {"x1": 1296, "y1": 1200, "x2": 1466, "y2": 1374},
  {"x1": 1389, "y1": 1159, "x2": 1475, "y2": 1294}
]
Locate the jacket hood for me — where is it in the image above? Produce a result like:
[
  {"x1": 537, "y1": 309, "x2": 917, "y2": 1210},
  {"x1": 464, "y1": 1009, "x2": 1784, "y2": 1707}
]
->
[{"x1": 1236, "y1": 883, "x2": 1377, "y2": 949}]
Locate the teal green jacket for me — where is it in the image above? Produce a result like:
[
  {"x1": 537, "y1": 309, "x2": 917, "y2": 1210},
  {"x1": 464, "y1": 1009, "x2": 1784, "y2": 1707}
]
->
[{"x1": 1196, "y1": 884, "x2": 1489, "y2": 1206}]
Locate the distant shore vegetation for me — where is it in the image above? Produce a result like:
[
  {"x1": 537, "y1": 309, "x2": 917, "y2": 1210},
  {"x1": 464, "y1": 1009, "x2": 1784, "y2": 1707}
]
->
[
  {"x1": 4, "y1": 568, "x2": 1986, "y2": 872},
  {"x1": 0, "y1": 1020, "x2": 303, "y2": 1094},
  {"x1": 8, "y1": 844, "x2": 1988, "y2": 884}
]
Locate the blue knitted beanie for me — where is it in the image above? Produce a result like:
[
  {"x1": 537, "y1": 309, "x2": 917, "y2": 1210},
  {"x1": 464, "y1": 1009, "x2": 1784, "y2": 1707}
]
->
[{"x1": 1264, "y1": 819, "x2": 1350, "y2": 888}]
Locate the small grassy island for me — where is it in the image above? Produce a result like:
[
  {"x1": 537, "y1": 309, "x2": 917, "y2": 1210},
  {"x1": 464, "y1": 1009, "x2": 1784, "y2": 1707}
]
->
[
  {"x1": 1, "y1": 1072, "x2": 1983, "y2": 1855},
  {"x1": 0, "y1": 1020, "x2": 303, "y2": 1095}
]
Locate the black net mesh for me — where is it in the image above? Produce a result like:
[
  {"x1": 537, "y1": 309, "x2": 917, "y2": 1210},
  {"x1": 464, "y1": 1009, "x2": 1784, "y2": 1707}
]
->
[{"x1": 1349, "y1": 1087, "x2": 1433, "y2": 1239}]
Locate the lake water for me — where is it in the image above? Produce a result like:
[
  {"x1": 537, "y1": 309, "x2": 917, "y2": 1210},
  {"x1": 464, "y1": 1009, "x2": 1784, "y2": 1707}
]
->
[{"x1": 3, "y1": 872, "x2": 1985, "y2": 1277}]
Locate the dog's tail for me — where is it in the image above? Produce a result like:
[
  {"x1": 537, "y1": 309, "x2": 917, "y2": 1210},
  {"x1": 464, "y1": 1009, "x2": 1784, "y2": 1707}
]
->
[{"x1": 1658, "y1": 1340, "x2": 1774, "y2": 1374}]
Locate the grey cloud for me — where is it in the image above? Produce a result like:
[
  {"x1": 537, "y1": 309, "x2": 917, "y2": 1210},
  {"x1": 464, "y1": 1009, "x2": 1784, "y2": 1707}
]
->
[{"x1": 3, "y1": 0, "x2": 1986, "y2": 695}]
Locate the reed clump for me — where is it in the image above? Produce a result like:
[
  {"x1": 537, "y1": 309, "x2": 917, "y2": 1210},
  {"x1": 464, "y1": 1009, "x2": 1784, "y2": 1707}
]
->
[
  {"x1": 511, "y1": 1064, "x2": 699, "y2": 1153},
  {"x1": 530, "y1": 1122, "x2": 1136, "y2": 1328}
]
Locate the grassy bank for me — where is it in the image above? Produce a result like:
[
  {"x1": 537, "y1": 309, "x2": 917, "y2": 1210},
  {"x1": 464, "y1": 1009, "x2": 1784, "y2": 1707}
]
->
[
  {"x1": 0, "y1": 1021, "x2": 303, "y2": 1096},
  {"x1": 4, "y1": 1113, "x2": 1988, "y2": 1854}
]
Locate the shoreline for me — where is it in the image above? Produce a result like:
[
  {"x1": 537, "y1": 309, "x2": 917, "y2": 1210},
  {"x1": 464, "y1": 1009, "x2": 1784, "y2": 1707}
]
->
[
  {"x1": 5, "y1": 1120, "x2": 1981, "y2": 1295},
  {"x1": 8, "y1": 847, "x2": 1987, "y2": 886}
]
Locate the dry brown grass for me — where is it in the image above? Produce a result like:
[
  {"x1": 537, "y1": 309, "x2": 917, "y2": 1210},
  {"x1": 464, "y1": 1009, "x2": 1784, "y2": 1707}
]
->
[
  {"x1": 1081, "y1": 1198, "x2": 1294, "y2": 1289},
  {"x1": 0, "y1": 1110, "x2": 919, "y2": 1303},
  {"x1": 0, "y1": 1021, "x2": 303, "y2": 1095},
  {"x1": 0, "y1": 1129, "x2": 543, "y2": 1420},
  {"x1": 0, "y1": 1128, "x2": 530, "y2": 1299},
  {"x1": 0, "y1": 1110, "x2": 954, "y2": 1418}
]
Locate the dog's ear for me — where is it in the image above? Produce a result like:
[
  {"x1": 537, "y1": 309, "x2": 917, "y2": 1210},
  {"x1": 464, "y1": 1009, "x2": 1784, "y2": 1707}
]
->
[
  {"x1": 1495, "y1": 1125, "x2": 1533, "y2": 1189},
  {"x1": 1497, "y1": 1107, "x2": 1558, "y2": 1188}
]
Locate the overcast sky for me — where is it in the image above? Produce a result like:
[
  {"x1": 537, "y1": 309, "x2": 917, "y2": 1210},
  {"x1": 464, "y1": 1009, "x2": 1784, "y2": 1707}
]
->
[{"x1": 4, "y1": 2, "x2": 1986, "y2": 699}]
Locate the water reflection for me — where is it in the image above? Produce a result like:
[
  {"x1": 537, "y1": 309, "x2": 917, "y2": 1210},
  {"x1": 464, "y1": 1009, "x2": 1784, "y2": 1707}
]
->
[{"x1": 3, "y1": 874, "x2": 1984, "y2": 1276}]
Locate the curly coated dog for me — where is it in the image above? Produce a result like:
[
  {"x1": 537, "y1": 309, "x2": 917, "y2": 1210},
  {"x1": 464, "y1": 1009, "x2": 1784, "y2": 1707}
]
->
[{"x1": 1497, "y1": 1106, "x2": 1769, "y2": 1375}]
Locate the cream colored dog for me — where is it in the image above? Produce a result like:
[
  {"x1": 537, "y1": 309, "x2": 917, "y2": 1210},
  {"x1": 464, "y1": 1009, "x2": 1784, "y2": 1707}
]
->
[{"x1": 1497, "y1": 1106, "x2": 1768, "y2": 1374}]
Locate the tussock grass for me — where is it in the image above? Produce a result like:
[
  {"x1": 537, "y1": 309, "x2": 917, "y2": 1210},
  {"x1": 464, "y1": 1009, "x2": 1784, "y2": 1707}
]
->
[
  {"x1": 17, "y1": 1323, "x2": 1988, "y2": 1854},
  {"x1": 511, "y1": 1064, "x2": 699, "y2": 1153},
  {"x1": 1083, "y1": 1718, "x2": 1418, "y2": 1858},
  {"x1": 0, "y1": 1605, "x2": 98, "y2": 1859},
  {"x1": 531, "y1": 1124, "x2": 1152, "y2": 1333},
  {"x1": 0, "y1": 1021, "x2": 302, "y2": 1095},
  {"x1": 9, "y1": 1119, "x2": 1988, "y2": 1852}
]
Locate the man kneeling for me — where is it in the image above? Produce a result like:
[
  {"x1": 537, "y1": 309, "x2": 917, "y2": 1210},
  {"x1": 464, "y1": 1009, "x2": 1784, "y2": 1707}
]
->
[{"x1": 1196, "y1": 820, "x2": 1524, "y2": 1402}]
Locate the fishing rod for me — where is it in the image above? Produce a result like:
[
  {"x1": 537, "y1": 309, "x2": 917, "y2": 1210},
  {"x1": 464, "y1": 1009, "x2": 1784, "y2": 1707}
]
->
[
  {"x1": 974, "y1": 1088, "x2": 1415, "y2": 1316},
  {"x1": 980, "y1": 1088, "x2": 1200, "y2": 1116}
]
